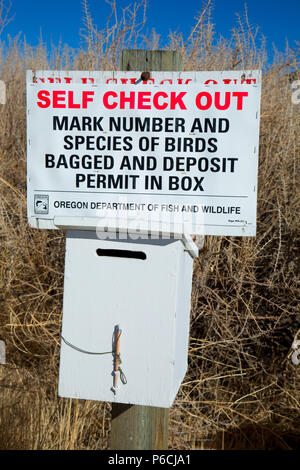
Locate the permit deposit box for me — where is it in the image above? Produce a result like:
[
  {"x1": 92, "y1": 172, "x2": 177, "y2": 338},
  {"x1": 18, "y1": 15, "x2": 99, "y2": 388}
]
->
[
  {"x1": 26, "y1": 69, "x2": 260, "y2": 410},
  {"x1": 58, "y1": 230, "x2": 195, "y2": 408}
]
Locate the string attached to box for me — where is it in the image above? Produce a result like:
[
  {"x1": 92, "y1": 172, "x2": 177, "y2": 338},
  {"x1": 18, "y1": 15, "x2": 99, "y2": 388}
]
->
[{"x1": 61, "y1": 328, "x2": 127, "y2": 392}]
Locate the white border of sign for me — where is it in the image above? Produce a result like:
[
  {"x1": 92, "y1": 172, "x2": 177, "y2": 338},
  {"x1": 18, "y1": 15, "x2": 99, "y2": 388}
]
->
[{"x1": 27, "y1": 70, "x2": 261, "y2": 237}]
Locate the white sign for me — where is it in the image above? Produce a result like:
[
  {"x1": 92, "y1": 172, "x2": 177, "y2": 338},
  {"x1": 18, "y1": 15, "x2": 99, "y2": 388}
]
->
[{"x1": 27, "y1": 70, "x2": 261, "y2": 236}]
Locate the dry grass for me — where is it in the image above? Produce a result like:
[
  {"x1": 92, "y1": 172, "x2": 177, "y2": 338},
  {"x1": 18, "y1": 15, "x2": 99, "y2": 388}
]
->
[{"x1": 0, "y1": 0, "x2": 299, "y2": 450}]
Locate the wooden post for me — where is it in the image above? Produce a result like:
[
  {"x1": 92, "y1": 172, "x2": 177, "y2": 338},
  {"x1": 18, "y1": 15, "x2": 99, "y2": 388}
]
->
[
  {"x1": 110, "y1": 49, "x2": 182, "y2": 451},
  {"x1": 111, "y1": 404, "x2": 170, "y2": 450},
  {"x1": 120, "y1": 49, "x2": 182, "y2": 73}
]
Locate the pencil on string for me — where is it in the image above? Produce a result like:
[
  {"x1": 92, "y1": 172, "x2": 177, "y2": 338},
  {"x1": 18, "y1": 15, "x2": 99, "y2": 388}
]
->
[{"x1": 112, "y1": 325, "x2": 121, "y2": 393}]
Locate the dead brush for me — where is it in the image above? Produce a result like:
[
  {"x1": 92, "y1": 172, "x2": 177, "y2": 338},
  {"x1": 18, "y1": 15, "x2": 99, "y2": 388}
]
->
[{"x1": 0, "y1": 0, "x2": 299, "y2": 450}]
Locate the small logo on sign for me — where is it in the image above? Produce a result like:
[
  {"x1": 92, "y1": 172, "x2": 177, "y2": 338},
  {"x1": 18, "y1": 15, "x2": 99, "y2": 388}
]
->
[{"x1": 34, "y1": 195, "x2": 49, "y2": 214}]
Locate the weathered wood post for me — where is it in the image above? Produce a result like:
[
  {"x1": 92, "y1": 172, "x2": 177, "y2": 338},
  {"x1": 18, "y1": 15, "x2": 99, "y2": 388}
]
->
[{"x1": 110, "y1": 49, "x2": 182, "y2": 451}]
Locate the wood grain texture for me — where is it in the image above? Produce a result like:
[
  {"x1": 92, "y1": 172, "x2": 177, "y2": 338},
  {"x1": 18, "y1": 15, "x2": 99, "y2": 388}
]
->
[
  {"x1": 110, "y1": 404, "x2": 169, "y2": 450},
  {"x1": 121, "y1": 49, "x2": 182, "y2": 72}
]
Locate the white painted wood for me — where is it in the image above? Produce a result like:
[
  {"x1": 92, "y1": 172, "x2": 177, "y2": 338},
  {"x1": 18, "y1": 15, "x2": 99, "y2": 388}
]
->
[
  {"x1": 172, "y1": 248, "x2": 194, "y2": 400},
  {"x1": 52, "y1": 216, "x2": 199, "y2": 259},
  {"x1": 0, "y1": 340, "x2": 5, "y2": 364},
  {"x1": 58, "y1": 230, "x2": 194, "y2": 408}
]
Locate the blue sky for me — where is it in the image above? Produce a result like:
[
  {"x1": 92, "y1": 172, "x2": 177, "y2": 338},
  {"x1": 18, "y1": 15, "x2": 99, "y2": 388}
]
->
[{"x1": 1, "y1": 0, "x2": 299, "y2": 59}]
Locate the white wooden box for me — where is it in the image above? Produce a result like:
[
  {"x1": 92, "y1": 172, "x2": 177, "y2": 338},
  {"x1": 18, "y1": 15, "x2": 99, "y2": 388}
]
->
[{"x1": 58, "y1": 230, "x2": 194, "y2": 408}]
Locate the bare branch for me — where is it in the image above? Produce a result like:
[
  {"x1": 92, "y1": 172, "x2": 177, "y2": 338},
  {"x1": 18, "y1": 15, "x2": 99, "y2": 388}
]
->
[{"x1": 0, "y1": 0, "x2": 13, "y2": 37}]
